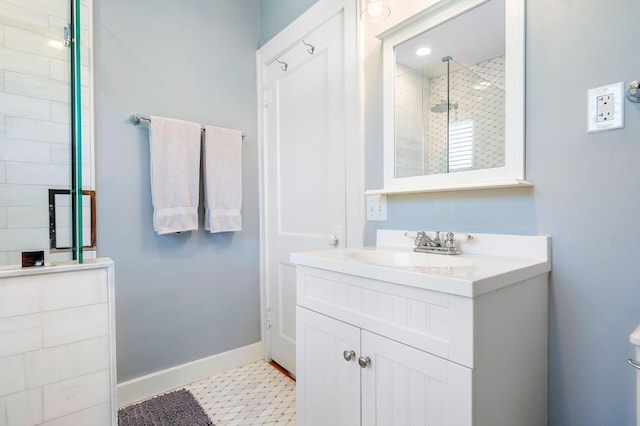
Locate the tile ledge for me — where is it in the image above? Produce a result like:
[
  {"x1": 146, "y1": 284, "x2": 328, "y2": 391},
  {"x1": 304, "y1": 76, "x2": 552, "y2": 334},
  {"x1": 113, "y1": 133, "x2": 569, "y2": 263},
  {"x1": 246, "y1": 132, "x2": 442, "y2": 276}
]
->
[{"x1": 0, "y1": 258, "x2": 113, "y2": 279}]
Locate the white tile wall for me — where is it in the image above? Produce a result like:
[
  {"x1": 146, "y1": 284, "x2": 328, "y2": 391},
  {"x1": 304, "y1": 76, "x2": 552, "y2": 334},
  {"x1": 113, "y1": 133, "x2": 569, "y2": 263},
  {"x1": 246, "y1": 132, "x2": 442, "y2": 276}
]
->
[
  {"x1": 0, "y1": 314, "x2": 42, "y2": 357},
  {"x1": 0, "y1": 0, "x2": 94, "y2": 266},
  {"x1": 6, "y1": 161, "x2": 69, "y2": 186},
  {"x1": 50, "y1": 101, "x2": 69, "y2": 123},
  {"x1": 43, "y1": 303, "x2": 109, "y2": 347},
  {"x1": 26, "y1": 337, "x2": 110, "y2": 388},
  {"x1": 0, "y1": 226, "x2": 49, "y2": 251},
  {"x1": 0, "y1": 138, "x2": 52, "y2": 163},
  {"x1": 40, "y1": 269, "x2": 107, "y2": 310},
  {"x1": 6, "y1": 117, "x2": 70, "y2": 143},
  {"x1": 0, "y1": 263, "x2": 116, "y2": 425},
  {"x1": 0, "y1": 47, "x2": 50, "y2": 77},
  {"x1": 4, "y1": 0, "x2": 68, "y2": 20},
  {"x1": 3, "y1": 26, "x2": 66, "y2": 58},
  {"x1": 43, "y1": 369, "x2": 110, "y2": 420},
  {"x1": 0, "y1": 184, "x2": 49, "y2": 207},
  {"x1": 50, "y1": 58, "x2": 68, "y2": 82},
  {"x1": 0, "y1": 388, "x2": 43, "y2": 426},
  {"x1": 0, "y1": 207, "x2": 7, "y2": 228},
  {"x1": 5, "y1": 71, "x2": 69, "y2": 103},
  {"x1": 395, "y1": 65, "x2": 426, "y2": 178},
  {"x1": 0, "y1": 278, "x2": 41, "y2": 318},
  {"x1": 43, "y1": 402, "x2": 111, "y2": 426},
  {"x1": 7, "y1": 206, "x2": 49, "y2": 228},
  {"x1": 0, "y1": 1, "x2": 50, "y2": 33},
  {"x1": 0, "y1": 354, "x2": 25, "y2": 397},
  {"x1": 0, "y1": 93, "x2": 51, "y2": 120}
]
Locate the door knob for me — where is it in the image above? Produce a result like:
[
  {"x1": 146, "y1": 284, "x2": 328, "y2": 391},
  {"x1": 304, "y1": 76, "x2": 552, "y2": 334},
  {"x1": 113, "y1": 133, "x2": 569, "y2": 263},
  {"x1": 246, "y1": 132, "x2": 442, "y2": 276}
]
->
[
  {"x1": 327, "y1": 234, "x2": 339, "y2": 246},
  {"x1": 358, "y1": 356, "x2": 371, "y2": 368},
  {"x1": 343, "y1": 350, "x2": 356, "y2": 361}
]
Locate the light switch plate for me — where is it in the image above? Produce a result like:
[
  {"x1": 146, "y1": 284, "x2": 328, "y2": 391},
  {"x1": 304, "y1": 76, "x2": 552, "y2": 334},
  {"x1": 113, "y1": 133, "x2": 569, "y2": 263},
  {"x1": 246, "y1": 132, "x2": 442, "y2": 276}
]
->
[
  {"x1": 587, "y1": 82, "x2": 624, "y2": 133},
  {"x1": 366, "y1": 194, "x2": 387, "y2": 221}
]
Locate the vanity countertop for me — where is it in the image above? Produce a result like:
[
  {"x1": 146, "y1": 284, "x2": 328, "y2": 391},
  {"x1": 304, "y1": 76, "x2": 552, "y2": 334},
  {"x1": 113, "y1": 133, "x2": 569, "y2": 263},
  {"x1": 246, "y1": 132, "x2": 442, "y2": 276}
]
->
[{"x1": 290, "y1": 231, "x2": 551, "y2": 297}]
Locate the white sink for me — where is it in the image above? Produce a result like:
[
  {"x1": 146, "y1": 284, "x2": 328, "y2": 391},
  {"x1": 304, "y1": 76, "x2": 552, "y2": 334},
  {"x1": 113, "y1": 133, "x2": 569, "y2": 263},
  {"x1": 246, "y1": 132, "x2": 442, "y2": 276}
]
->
[
  {"x1": 346, "y1": 249, "x2": 472, "y2": 269},
  {"x1": 290, "y1": 230, "x2": 551, "y2": 297}
]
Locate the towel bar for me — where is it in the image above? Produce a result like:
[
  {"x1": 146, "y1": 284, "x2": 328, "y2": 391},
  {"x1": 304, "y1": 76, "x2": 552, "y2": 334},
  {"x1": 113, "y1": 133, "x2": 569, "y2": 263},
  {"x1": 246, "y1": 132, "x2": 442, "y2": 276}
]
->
[{"x1": 129, "y1": 114, "x2": 246, "y2": 139}]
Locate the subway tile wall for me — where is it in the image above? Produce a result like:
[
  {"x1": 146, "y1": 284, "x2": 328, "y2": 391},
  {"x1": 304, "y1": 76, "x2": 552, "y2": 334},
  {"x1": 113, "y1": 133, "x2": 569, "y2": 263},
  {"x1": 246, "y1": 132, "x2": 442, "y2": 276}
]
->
[
  {"x1": 0, "y1": 0, "x2": 94, "y2": 266},
  {"x1": 0, "y1": 263, "x2": 116, "y2": 426}
]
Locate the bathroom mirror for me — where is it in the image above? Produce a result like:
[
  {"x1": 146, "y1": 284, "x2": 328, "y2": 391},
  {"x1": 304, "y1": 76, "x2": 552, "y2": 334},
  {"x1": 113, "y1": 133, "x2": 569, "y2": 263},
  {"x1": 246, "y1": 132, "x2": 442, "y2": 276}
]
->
[{"x1": 375, "y1": 0, "x2": 529, "y2": 193}]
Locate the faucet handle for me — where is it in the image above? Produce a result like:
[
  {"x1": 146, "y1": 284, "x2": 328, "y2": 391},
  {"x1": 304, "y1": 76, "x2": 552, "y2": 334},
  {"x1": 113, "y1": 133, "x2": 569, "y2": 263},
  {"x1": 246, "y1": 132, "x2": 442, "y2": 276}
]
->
[
  {"x1": 445, "y1": 232, "x2": 455, "y2": 248},
  {"x1": 433, "y1": 231, "x2": 441, "y2": 245}
]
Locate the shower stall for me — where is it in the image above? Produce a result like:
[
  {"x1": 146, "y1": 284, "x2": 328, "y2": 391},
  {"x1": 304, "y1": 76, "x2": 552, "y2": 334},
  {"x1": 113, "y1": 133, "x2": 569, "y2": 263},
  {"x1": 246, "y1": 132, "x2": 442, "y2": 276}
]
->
[
  {"x1": 0, "y1": 8, "x2": 115, "y2": 425},
  {"x1": 394, "y1": 55, "x2": 506, "y2": 178},
  {"x1": 0, "y1": 0, "x2": 94, "y2": 265}
]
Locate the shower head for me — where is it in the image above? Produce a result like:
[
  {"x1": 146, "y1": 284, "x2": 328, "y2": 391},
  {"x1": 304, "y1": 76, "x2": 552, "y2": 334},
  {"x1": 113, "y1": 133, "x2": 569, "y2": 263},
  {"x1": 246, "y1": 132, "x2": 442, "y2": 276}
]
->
[{"x1": 430, "y1": 100, "x2": 458, "y2": 113}]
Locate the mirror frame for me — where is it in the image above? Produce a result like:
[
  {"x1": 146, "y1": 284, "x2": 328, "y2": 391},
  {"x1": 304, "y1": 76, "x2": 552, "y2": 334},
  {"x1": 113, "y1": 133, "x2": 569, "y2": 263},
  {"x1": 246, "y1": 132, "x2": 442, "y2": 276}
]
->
[{"x1": 375, "y1": 0, "x2": 530, "y2": 194}]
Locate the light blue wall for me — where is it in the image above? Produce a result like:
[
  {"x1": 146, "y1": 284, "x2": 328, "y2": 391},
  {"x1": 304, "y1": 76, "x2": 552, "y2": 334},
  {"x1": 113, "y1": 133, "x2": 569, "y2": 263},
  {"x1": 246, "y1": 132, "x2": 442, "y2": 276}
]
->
[
  {"x1": 259, "y1": 0, "x2": 320, "y2": 46},
  {"x1": 365, "y1": 1, "x2": 640, "y2": 425},
  {"x1": 265, "y1": 0, "x2": 640, "y2": 424},
  {"x1": 94, "y1": 0, "x2": 261, "y2": 381}
]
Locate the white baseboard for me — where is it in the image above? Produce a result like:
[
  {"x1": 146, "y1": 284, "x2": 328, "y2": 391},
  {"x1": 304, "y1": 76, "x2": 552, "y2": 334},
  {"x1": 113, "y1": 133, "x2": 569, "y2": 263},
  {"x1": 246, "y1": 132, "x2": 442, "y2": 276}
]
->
[{"x1": 117, "y1": 341, "x2": 264, "y2": 408}]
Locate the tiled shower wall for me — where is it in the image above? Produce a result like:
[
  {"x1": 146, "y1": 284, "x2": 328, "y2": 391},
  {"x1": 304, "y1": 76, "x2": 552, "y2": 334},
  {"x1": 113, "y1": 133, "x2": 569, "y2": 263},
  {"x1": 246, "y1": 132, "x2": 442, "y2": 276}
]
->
[
  {"x1": 427, "y1": 56, "x2": 505, "y2": 174},
  {"x1": 0, "y1": 0, "x2": 93, "y2": 266},
  {"x1": 395, "y1": 56, "x2": 505, "y2": 177},
  {"x1": 395, "y1": 64, "x2": 428, "y2": 178}
]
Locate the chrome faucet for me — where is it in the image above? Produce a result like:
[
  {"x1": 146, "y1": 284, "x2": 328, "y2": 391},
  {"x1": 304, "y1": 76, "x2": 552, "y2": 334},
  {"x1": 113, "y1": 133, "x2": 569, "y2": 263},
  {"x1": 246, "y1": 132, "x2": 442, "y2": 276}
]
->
[
  {"x1": 415, "y1": 231, "x2": 440, "y2": 248},
  {"x1": 414, "y1": 231, "x2": 460, "y2": 255}
]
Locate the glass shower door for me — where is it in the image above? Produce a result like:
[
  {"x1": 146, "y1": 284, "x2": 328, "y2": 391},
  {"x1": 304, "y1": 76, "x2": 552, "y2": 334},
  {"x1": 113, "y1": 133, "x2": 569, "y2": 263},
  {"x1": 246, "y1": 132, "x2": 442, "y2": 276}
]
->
[{"x1": 0, "y1": 0, "x2": 94, "y2": 266}]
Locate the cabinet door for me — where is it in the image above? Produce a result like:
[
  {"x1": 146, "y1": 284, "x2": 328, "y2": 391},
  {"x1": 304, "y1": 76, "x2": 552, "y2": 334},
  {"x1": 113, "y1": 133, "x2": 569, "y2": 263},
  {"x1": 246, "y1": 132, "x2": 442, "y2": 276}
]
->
[
  {"x1": 296, "y1": 307, "x2": 361, "y2": 426},
  {"x1": 361, "y1": 331, "x2": 472, "y2": 426}
]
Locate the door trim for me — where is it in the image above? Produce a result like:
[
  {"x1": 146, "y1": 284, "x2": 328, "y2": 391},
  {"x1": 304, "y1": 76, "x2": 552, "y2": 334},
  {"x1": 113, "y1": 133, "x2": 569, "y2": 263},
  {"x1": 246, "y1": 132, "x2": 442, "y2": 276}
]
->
[{"x1": 256, "y1": 0, "x2": 363, "y2": 363}]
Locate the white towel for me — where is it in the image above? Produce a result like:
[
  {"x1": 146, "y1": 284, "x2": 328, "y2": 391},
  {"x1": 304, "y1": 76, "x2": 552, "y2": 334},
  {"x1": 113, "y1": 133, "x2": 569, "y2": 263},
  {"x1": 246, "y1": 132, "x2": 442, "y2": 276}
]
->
[
  {"x1": 203, "y1": 125, "x2": 242, "y2": 233},
  {"x1": 148, "y1": 116, "x2": 201, "y2": 234}
]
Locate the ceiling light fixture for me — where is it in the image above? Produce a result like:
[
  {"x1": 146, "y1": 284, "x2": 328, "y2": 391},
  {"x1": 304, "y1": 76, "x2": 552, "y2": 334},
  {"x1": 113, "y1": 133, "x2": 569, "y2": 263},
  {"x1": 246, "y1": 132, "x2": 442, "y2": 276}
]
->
[
  {"x1": 416, "y1": 47, "x2": 432, "y2": 56},
  {"x1": 360, "y1": 0, "x2": 391, "y2": 23}
]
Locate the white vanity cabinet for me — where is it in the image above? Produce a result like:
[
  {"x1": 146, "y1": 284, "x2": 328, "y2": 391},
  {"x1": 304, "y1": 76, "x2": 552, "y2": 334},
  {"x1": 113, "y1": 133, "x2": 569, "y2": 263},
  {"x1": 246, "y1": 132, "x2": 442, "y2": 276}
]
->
[
  {"x1": 293, "y1": 231, "x2": 550, "y2": 426},
  {"x1": 297, "y1": 306, "x2": 471, "y2": 425}
]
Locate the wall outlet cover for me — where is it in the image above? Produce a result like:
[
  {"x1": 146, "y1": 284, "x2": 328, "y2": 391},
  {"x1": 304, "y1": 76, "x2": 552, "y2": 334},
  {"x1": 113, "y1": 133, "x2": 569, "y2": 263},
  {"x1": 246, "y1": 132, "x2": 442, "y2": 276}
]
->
[
  {"x1": 366, "y1": 194, "x2": 387, "y2": 221},
  {"x1": 587, "y1": 82, "x2": 624, "y2": 133}
]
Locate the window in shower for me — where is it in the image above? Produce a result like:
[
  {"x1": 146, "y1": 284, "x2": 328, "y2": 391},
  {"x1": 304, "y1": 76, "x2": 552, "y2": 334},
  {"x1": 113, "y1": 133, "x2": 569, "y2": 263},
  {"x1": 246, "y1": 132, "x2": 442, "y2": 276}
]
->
[
  {"x1": 0, "y1": 0, "x2": 94, "y2": 266},
  {"x1": 448, "y1": 119, "x2": 474, "y2": 172}
]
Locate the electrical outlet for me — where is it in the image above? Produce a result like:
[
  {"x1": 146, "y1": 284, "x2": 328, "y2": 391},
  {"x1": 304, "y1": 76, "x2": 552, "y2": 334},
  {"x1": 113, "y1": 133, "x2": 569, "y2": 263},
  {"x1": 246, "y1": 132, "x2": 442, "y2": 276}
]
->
[
  {"x1": 588, "y1": 82, "x2": 624, "y2": 133},
  {"x1": 596, "y1": 93, "x2": 614, "y2": 122},
  {"x1": 366, "y1": 195, "x2": 387, "y2": 221}
]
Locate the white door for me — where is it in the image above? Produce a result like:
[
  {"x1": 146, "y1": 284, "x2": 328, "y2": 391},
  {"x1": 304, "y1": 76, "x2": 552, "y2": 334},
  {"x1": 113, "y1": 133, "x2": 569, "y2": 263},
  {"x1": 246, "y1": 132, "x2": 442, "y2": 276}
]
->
[
  {"x1": 263, "y1": 12, "x2": 347, "y2": 374},
  {"x1": 296, "y1": 307, "x2": 361, "y2": 425},
  {"x1": 361, "y1": 331, "x2": 473, "y2": 425}
]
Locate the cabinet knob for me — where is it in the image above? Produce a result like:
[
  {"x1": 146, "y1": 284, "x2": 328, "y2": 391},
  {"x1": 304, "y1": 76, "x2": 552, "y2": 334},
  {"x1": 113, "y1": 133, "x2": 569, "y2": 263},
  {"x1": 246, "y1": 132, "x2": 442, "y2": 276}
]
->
[
  {"x1": 358, "y1": 356, "x2": 371, "y2": 368},
  {"x1": 343, "y1": 350, "x2": 356, "y2": 361}
]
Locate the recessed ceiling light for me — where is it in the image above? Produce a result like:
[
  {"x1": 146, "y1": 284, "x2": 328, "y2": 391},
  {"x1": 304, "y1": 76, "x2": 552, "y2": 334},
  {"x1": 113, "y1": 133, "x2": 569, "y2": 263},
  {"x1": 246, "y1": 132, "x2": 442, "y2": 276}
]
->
[{"x1": 416, "y1": 47, "x2": 432, "y2": 56}]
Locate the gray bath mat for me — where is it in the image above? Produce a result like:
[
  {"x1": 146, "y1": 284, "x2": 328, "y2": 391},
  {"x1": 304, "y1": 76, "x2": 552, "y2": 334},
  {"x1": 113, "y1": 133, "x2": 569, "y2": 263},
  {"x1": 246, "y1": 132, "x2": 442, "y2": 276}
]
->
[{"x1": 118, "y1": 389, "x2": 214, "y2": 426}]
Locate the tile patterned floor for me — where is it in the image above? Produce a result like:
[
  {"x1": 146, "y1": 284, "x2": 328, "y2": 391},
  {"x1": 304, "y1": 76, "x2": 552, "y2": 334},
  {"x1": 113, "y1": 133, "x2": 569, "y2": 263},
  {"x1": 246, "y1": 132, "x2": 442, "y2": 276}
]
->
[{"x1": 187, "y1": 360, "x2": 296, "y2": 425}]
